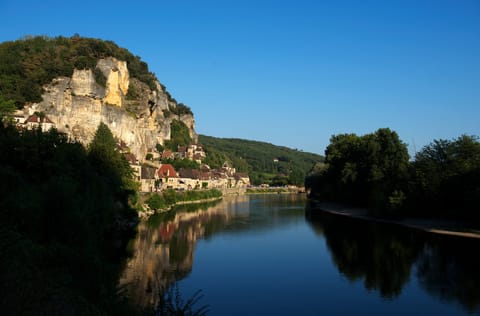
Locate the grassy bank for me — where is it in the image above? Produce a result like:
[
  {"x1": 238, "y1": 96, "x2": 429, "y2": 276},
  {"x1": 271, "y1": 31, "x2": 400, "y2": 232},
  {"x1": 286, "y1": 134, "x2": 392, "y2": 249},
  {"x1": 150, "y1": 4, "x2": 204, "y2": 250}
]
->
[{"x1": 144, "y1": 189, "x2": 223, "y2": 213}]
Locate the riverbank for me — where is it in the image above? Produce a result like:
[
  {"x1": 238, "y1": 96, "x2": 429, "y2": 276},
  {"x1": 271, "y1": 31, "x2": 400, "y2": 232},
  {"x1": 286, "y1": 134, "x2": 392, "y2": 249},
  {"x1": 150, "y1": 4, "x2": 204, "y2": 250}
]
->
[
  {"x1": 307, "y1": 201, "x2": 480, "y2": 239},
  {"x1": 247, "y1": 186, "x2": 305, "y2": 194},
  {"x1": 139, "y1": 189, "x2": 223, "y2": 219}
]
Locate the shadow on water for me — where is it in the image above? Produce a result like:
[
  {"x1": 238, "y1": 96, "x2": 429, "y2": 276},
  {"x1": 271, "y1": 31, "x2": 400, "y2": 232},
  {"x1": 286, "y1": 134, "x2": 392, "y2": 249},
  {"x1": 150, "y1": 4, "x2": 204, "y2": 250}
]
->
[{"x1": 306, "y1": 203, "x2": 480, "y2": 314}]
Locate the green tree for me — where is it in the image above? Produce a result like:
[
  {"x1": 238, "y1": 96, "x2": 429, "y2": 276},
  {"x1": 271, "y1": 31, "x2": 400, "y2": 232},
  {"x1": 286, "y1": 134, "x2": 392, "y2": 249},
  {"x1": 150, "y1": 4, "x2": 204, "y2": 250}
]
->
[
  {"x1": 88, "y1": 122, "x2": 137, "y2": 203},
  {"x1": 412, "y1": 135, "x2": 480, "y2": 220},
  {"x1": 307, "y1": 128, "x2": 409, "y2": 215},
  {"x1": 0, "y1": 94, "x2": 16, "y2": 116}
]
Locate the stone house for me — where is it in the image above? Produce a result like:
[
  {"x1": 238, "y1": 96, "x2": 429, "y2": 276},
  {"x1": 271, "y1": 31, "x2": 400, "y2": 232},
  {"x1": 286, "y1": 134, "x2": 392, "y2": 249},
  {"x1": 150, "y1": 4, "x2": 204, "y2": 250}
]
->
[
  {"x1": 140, "y1": 166, "x2": 158, "y2": 192},
  {"x1": 24, "y1": 114, "x2": 55, "y2": 131},
  {"x1": 234, "y1": 173, "x2": 251, "y2": 187},
  {"x1": 157, "y1": 164, "x2": 179, "y2": 190}
]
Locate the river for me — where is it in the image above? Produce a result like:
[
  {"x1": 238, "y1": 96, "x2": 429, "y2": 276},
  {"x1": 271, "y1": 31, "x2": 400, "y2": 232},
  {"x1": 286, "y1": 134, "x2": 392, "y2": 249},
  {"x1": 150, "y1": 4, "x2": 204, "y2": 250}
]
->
[{"x1": 120, "y1": 194, "x2": 480, "y2": 315}]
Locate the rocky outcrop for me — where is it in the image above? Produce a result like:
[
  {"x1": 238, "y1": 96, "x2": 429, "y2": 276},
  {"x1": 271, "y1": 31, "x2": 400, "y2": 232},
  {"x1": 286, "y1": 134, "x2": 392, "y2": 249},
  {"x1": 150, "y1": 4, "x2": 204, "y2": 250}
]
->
[
  {"x1": 28, "y1": 57, "x2": 196, "y2": 161},
  {"x1": 97, "y1": 57, "x2": 129, "y2": 107}
]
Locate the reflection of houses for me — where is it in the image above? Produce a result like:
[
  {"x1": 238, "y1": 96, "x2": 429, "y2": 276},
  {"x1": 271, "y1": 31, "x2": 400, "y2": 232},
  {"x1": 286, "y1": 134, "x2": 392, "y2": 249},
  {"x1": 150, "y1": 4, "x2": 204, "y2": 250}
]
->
[{"x1": 24, "y1": 114, "x2": 55, "y2": 131}]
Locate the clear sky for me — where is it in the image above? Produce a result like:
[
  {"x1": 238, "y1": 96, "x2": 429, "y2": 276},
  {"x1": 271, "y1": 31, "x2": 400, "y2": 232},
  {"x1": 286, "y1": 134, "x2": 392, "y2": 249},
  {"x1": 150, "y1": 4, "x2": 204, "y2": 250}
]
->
[{"x1": 1, "y1": 0, "x2": 479, "y2": 155}]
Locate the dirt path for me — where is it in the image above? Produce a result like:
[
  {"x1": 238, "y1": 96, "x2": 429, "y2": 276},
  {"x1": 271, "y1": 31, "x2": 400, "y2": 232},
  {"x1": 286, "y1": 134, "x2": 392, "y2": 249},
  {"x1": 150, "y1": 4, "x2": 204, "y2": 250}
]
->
[{"x1": 312, "y1": 202, "x2": 480, "y2": 239}]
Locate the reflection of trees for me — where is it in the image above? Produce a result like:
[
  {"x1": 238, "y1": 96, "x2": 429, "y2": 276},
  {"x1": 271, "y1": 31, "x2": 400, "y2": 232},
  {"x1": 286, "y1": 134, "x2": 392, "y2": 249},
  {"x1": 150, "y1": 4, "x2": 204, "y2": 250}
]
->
[
  {"x1": 307, "y1": 207, "x2": 480, "y2": 313},
  {"x1": 308, "y1": 212, "x2": 423, "y2": 298},
  {"x1": 417, "y1": 238, "x2": 480, "y2": 313}
]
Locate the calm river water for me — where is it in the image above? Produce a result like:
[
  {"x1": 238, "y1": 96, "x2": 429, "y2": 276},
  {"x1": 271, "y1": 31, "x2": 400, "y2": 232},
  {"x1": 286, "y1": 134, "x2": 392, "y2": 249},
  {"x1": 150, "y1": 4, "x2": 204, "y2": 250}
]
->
[{"x1": 120, "y1": 194, "x2": 480, "y2": 315}]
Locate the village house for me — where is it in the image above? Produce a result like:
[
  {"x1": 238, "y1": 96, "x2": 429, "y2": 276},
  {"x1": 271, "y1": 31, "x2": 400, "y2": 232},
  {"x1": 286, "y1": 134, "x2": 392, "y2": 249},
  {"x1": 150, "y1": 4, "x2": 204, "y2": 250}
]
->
[
  {"x1": 161, "y1": 150, "x2": 175, "y2": 160},
  {"x1": 176, "y1": 144, "x2": 206, "y2": 163},
  {"x1": 24, "y1": 114, "x2": 55, "y2": 131},
  {"x1": 140, "y1": 166, "x2": 158, "y2": 192},
  {"x1": 234, "y1": 173, "x2": 251, "y2": 187},
  {"x1": 157, "y1": 164, "x2": 179, "y2": 190}
]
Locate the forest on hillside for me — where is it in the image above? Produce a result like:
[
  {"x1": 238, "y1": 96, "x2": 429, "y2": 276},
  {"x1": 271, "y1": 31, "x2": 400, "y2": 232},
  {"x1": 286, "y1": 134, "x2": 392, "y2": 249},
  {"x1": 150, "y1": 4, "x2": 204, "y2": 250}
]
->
[
  {"x1": 199, "y1": 134, "x2": 323, "y2": 186},
  {"x1": 0, "y1": 35, "x2": 160, "y2": 107}
]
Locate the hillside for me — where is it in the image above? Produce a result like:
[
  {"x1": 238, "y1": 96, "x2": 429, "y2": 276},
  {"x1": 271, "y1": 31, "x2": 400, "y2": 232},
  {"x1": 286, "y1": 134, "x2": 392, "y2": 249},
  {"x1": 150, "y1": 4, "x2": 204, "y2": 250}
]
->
[
  {"x1": 0, "y1": 35, "x2": 196, "y2": 161},
  {"x1": 199, "y1": 135, "x2": 323, "y2": 186},
  {"x1": 0, "y1": 35, "x2": 162, "y2": 106}
]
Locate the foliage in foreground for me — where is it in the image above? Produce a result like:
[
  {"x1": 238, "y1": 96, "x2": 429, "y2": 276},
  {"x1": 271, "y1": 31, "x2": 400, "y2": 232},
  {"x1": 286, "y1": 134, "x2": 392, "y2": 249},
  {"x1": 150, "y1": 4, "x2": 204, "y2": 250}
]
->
[
  {"x1": 0, "y1": 122, "x2": 138, "y2": 315},
  {"x1": 155, "y1": 283, "x2": 209, "y2": 316},
  {"x1": 306, "y1": 128, "x2": 480, "y2": 222}
]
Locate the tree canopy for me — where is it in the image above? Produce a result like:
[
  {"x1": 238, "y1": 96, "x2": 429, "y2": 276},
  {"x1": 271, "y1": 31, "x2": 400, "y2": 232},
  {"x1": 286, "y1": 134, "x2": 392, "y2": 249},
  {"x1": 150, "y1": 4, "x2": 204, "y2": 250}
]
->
[
  {"x1": 411, "y1": 135, "x2": 480, "y2": 220},
  {"x1": 307, "y1": 128, "x2": 409, "y2": 214},
  {"x1": 306, "y1": 129, "x2": 480, "y2": 222}
]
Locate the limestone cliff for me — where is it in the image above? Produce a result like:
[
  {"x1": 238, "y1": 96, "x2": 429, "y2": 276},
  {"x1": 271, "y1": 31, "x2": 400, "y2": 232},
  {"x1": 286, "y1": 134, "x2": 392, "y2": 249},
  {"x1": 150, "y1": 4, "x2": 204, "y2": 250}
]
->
[{"x1": 27, "y1": 57, "x2": 196, "y2": 161}]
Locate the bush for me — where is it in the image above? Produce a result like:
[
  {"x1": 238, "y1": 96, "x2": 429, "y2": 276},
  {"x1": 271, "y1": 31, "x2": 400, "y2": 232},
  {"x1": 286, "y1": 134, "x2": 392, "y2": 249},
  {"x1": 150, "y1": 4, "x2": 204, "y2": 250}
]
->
[{"x1": 146, "y1": 194, "x2": 167, "y2": 210}]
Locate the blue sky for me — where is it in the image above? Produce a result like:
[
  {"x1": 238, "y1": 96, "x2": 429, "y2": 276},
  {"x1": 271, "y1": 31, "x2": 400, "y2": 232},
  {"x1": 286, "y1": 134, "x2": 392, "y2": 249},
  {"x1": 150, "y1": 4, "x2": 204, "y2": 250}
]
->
[{"x1": 1, "y1": 0, "x2": 479, "y2": 155}]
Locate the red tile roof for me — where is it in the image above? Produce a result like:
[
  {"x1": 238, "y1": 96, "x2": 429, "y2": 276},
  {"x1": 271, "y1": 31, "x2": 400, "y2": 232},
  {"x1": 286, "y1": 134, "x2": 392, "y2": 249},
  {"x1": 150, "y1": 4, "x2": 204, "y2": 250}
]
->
[
  {"x1": 158, "y1": 164, "x2": 178, "y2": 178},
  {"x1": 25, "y1": 114, "x2": 54, "y2": 124}
]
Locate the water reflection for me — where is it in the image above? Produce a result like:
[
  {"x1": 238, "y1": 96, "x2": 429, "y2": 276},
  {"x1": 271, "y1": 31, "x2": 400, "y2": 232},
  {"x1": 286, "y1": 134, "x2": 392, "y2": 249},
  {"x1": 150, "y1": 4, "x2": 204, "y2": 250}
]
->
[
  {"x1": 416, "y1": 238, "x2": 480, "y2": 314},
  {"x1": 119, "y1": 195, "x2": 250, "y2": 309},
  {"x1": 306, "y1": 205, "x2": 480, "y2": 313}
]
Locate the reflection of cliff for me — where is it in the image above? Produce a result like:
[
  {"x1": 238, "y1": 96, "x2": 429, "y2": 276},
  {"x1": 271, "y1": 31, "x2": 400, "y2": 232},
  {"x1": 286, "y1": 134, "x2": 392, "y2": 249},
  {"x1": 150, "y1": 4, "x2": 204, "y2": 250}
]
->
[
  {"x1": 119, "y1": 196, "x2": 249, "y2": 309},
  {"x1": 306, "y1": 208, "x2": 480, "y2": 312}
]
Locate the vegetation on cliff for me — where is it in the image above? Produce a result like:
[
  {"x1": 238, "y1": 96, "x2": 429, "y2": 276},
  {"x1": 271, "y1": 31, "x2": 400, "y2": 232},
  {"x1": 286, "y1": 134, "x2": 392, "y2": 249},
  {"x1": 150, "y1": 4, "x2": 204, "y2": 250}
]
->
[
  {"x1": 164, "y1": 120, "x2": 193, "y2": 152},
  {"x1": 0, "y1": 121, "x2": 138, "y2": 314},
  {"x1": 0, "y1": 35, "x2": 160, "y2": 107},
  {"x1": 198, "y1": 135, "x2": 323, "y2": 186},
  {"x1": 306, "y1": 128, "x2": 480, "y2": 222}
]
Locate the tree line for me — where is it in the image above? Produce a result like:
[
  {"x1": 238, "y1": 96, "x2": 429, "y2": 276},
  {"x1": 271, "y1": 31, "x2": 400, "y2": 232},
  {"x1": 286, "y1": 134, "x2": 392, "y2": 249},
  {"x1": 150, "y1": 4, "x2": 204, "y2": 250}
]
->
[
  {"x1": 305, "y1": 128, "x2": 480, "y2": 222},
  {"x1": 0, "y1": 121, "x2": 138, "y2": 314}
]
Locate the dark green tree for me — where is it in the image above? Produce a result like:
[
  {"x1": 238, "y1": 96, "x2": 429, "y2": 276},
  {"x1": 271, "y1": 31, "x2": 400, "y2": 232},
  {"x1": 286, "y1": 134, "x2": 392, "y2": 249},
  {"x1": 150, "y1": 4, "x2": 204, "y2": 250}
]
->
[
  {"x1": 306, "y1": 128, "x2": 409, "y2": 215},
  {"x1": 0, "y1": 94, "x2": 16, "y2": 116},
  {"x1": 412, "y1": 135, "x2": 480, "y2": 220}
]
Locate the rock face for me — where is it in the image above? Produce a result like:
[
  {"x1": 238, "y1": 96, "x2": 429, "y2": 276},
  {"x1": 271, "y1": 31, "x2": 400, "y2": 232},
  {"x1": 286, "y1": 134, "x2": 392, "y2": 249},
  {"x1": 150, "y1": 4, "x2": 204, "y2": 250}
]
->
[
  {"x1": 97, "y1": 57, "x2": 129, "y2": 107},
  {"x1": 29, "y1": 57, "x2": 196, "y2": 161}
]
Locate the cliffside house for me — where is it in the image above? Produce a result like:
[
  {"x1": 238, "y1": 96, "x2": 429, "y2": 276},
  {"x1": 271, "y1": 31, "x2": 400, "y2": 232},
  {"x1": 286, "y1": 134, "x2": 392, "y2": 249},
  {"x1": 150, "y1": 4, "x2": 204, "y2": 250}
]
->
[
  {"x1": 24, "y1": 114, "x2": 55, "y2": 131},
  {"x1": 161, "y1": 150, "x2": 175, "y2": 160},
  {"x1": 177, "y1": 144, "x2": 206, "y2": 163}
]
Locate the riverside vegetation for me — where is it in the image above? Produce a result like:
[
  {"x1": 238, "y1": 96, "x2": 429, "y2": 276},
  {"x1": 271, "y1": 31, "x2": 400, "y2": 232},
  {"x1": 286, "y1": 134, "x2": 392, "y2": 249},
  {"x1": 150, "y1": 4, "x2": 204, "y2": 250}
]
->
[
  {"x1": 145, "y1": 189, "x2": 223, "y2": 212},
  {"x1": 0, "y1": 121, "x2": 138, "y2": 314},
  {"x1": 305, "y1": 128, "x2": 480, "y2": 223}
]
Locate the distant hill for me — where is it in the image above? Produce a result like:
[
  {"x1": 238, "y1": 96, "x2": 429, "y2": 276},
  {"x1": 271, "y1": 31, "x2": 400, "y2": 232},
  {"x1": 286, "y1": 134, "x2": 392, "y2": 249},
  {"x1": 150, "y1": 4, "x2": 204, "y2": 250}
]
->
[{"x1": 198, "y1": 135, "x2": 323, "y2": 186}]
